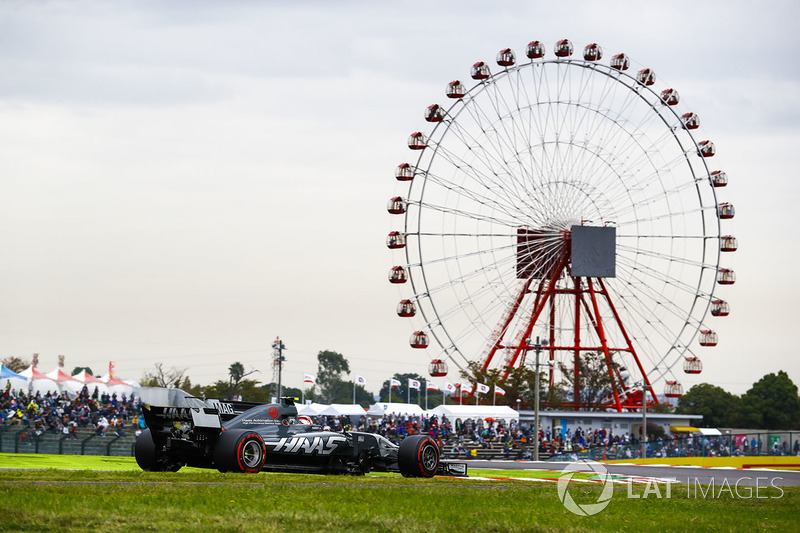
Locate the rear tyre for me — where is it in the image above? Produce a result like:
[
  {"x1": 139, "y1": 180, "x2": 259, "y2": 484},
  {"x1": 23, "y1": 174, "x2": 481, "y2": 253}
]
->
[
  {"x1": 398, "y1": 435, "x2": 439, "y2": 478},
  {"x1": 213, "y1": 430, "x2": 266, "y2": 473},
  {"x1": 135, "y1": 428, "x2": 183, "y2": 472}
]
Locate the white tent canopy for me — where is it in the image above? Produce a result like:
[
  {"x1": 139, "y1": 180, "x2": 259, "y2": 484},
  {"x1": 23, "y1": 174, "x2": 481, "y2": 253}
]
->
[
  {"x1": 427, "y1": 405, "x2": 519, "y2": 423},
  {"x1": 296, "y1": 402, "x2": 329, "y2": 416},
  {"x1": 367, "y1": 402, "x2": 425, "y2": 417},
  {"x1": 19, "y1": 367, "x2": 59, "y2": 397},
  {"x1": 73, "y1": 370, "x2": 111, "y2": 397},
  {"x1": 99, "y1": 374, "x2": 135, "y2": 397},
  {"x1": 318, "y1": 404, "x2": 368, "y2": 417},
  {"x1": 46, "y1": 368, "x2": 84, "y2": 397}
]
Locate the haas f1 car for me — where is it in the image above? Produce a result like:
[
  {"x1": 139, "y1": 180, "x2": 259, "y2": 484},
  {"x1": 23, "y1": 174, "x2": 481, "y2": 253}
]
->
[{"x1": 135, "y1": 395, "x2": 467, "y2": 478}]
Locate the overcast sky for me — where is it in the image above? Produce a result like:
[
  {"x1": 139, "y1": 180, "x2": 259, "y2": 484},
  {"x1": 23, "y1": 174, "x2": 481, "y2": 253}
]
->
[{"x1": 1, "y1": 0, "x2": 798, "y2": 396}]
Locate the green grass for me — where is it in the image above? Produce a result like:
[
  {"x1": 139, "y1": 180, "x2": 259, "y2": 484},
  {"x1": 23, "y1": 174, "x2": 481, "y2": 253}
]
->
[{"x1": 0, "y1": 454, "x2": 795, "y2": 532}]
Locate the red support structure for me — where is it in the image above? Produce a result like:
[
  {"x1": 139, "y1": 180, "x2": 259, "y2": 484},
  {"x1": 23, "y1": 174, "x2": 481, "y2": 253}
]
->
[{"x1": 478, "y1": 226, "x2": 658, "y2": 412}]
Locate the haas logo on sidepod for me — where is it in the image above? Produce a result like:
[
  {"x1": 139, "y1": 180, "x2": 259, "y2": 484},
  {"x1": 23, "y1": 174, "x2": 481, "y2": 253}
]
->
[{"x1": 265, "y1": 435, "x2": 347, "y2": 455}]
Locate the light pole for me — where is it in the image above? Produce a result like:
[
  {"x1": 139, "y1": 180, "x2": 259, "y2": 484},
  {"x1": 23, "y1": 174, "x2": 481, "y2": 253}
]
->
[
  {"x1": 642, "y1": 384, "x2": 648, "y2": 459},
  {"x1": 272, "y1": 337, "x2": 286, "y2": 400},
  {"x1": 527, "y1": 336, "x2": 548, "y2": 462},
  {"x1": 634, "y1": 380, "x2": 648, "y2": 459}
]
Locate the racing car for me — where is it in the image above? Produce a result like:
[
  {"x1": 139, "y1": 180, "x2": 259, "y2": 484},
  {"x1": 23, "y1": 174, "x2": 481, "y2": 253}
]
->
[{"x1": 134, "y1": 393, "x2": 467, "y2": 478}]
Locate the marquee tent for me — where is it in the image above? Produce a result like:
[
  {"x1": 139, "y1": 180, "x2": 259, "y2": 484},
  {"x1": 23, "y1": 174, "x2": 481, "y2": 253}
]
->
[
  {"x1": 318, "y1": 404, "x2": 368, "y2": 417},
  {"x1": 45, "y1": 368, "x2": 83, "y2": 397},
  {"x1": 427, "y1": 405, "x2": 519, "y2": 424},
  {"x1": 0, "y1": 364, "x2": 27, "y2": 393},
  {"x1": 0, "y1": 364, "x2": 25, "y2": 381},
  {"x1": 19, "y1": 367, "x2": 59, "y2": 396},
  {"x1": 99, "y1": 374, "x2": 136, "y2": 397},
  {"x1": 73, "y1": 370, "x2": 110, "y2": 397},
  {"x1": 367, "y1": 402, "x2": 425, "y2": 417},
  {"x1": 295, "y1": 402, "x2": 329, "y2": 416}
]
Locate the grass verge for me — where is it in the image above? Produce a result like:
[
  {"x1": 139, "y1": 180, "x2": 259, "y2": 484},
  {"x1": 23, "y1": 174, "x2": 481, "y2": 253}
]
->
[{"x1": 0, "y1": 455, "x2": 795, "y2": 532}]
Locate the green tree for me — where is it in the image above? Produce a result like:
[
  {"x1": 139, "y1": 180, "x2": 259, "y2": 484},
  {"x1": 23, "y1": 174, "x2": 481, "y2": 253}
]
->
[
  {"x1": 378, "y1": 372, "x2": 426, "y2": 404},
  {"x1": 676, "y1": 383, "x2": 740, "y2": 427},
  {"x1": 558, "y1": 351, "x2": 624, "y2": 410},
  {"x1": 261, "y1": 382, "x2": 303, "y2": 402},
  {"x1": 736, "y1": 371, "x2": 800, "y2": 429},
  {"x1": 459, "y1": 361, "x2": 547, "y2": 407},
  {"x1": 227, "y1": 361, "x2": 258, "y2": 400},
  {"x1": 203, "y1": 379, "x2": 271, "y2": 402},
  {"x1": 71, "y1": 366, "x2": 94, "y2": 377},
  {"x1": 316, "y1": 350, "x2": 350, "y2": 403}
]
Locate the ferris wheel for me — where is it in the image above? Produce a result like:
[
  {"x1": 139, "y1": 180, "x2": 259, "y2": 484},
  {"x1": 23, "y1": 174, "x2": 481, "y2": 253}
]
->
[{"x1": 386, "y1": 40, "x2": 737, "y2": 411}]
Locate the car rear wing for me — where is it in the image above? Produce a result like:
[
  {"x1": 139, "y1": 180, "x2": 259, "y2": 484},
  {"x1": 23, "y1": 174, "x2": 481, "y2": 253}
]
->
[{"x1": 140, "y1": 398, "x2": 264, "y2": 432}]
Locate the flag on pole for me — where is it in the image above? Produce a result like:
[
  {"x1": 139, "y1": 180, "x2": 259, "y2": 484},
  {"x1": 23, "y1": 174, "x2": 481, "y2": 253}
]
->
[
  {"x1": 444, "y1": 381, "x2": 456, "y2": 393},
  {"x1": 303, "y1": 373, "x2": 315, "y2": 384},
  {"x1": 460, "y1": 383, "x2": 473, "y2": 394},
  {"x1": 390, "y1": 378, "x2": 401, "y2": 388},
  {"x1": 426, "y1": 381, "x2": 439, "y2": 391},
  {"x1": 494, "y1": 385, "x2": 506, "y2": 396},
  {"x1": 355, "y1": 375, "x2": 367, "y2": 386},
  {"x1": 477, "y1": 383, "x2": 490, "y2": 394},
  {"x1": 408, "y1": 379, "x2": 421, "y2": 390}
]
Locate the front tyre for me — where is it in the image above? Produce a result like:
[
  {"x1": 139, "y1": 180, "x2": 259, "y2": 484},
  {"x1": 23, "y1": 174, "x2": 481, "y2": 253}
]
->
[
  {"x1": 213, "y1": 430, "x2": 266, "y2": 473},
  {"x1": 398, "y1": 435, "x2": 439, "y2": 478}
]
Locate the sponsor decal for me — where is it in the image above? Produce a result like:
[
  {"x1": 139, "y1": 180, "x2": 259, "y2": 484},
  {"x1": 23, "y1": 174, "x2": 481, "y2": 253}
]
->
[
  {"x1": 241, "y1": 418, "x2": 281, "y2": 425},
  {"x1": 265, "y1": 435, "x2": 346, "y2": 455},
  {"x1": 162, "y1": 407, "x2": 191, "y2": 420},
  {"x1": 268, "y1": 406, "x2": 280, "y2": 419},
  {"x1": 217, "y1": 403, "x2": 235, "y2": 415}
]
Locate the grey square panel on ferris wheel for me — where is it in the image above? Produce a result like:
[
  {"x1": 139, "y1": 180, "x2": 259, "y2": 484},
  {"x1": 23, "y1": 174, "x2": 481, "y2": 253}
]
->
[{"x1": 571, "y1": 225, "x2": 616, "y2": 278}]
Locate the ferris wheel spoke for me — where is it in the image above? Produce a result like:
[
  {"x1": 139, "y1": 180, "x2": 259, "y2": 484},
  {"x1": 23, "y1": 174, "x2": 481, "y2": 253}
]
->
[
  {"x1": 614, "y1": 254, "x2": 708, "y2": 311},
  {"x1": 420, "y1": 168, "x2": 536, "y2": 228},
  {"x1": 458, "y1": 95, "x2": 537, "y2": 202},
  {"x1": 433, "y1": 122, "x2": 542, "y2": 216}
]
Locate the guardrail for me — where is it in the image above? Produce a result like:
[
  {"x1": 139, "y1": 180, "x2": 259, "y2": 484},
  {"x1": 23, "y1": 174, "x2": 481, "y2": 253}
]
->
[
  {"x1": 544, "y1": 431, "x2": 800, "y2": 461},
  {"x1": 0, "y1": 426, "x2": 136, "y2": 457}
]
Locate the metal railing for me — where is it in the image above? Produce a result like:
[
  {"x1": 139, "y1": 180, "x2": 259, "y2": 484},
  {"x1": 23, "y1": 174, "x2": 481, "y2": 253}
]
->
[
  {"x1": 544, "y1": 431, "x2": 800, "y2": 461},
  {"x1": 0, "y1": 425, "x2": 136, "y2": 457}
]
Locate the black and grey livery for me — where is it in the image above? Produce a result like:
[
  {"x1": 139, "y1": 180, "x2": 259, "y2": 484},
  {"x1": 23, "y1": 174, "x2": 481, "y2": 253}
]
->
[{"x1": 135, "y1": 395, "x2": 467, "y2": 478}]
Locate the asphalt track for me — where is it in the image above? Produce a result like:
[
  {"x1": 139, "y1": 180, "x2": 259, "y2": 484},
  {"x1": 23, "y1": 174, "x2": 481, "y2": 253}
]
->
[{"x1": 465, "y1": 460, "x2": 800, "y2": 487}]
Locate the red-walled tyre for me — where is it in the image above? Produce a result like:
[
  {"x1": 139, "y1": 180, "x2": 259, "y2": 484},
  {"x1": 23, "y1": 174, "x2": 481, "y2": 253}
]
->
[
  {"x1": 398, "y1": 435, "x2": 439, "y2": 478},
  {"x1": 213, "y1": 430, "x2": 266, "y2": 473}
]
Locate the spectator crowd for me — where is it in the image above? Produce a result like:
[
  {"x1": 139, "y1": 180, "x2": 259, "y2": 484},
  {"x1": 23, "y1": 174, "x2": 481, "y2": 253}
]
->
[{"x1": 1, "y1": 385, "x2": 144, "y2": 442}]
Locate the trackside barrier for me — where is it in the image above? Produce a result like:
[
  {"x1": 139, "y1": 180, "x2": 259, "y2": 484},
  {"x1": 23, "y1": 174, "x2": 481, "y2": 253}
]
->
[
  {"x1": 0, "y1": 425, "x2": 137, "y2": 457},
  {"x1": 544, "y1": 431, "x2": 800, "y2": 462}
]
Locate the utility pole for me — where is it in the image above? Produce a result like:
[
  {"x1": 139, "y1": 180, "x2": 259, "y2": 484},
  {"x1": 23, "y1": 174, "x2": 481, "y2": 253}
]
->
[
  {"x1": 634, "y1": 380, "x2": 648, "y2": 459},
  {"x1": 527, "y1": 336, "x2": 548, "y2": 462},
  {"x1": 272, "y1": 337, "x2": 286, "y2": 400},
  {"x1": 642, "y1": 383, "x2": 648, "y2": 460}
]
